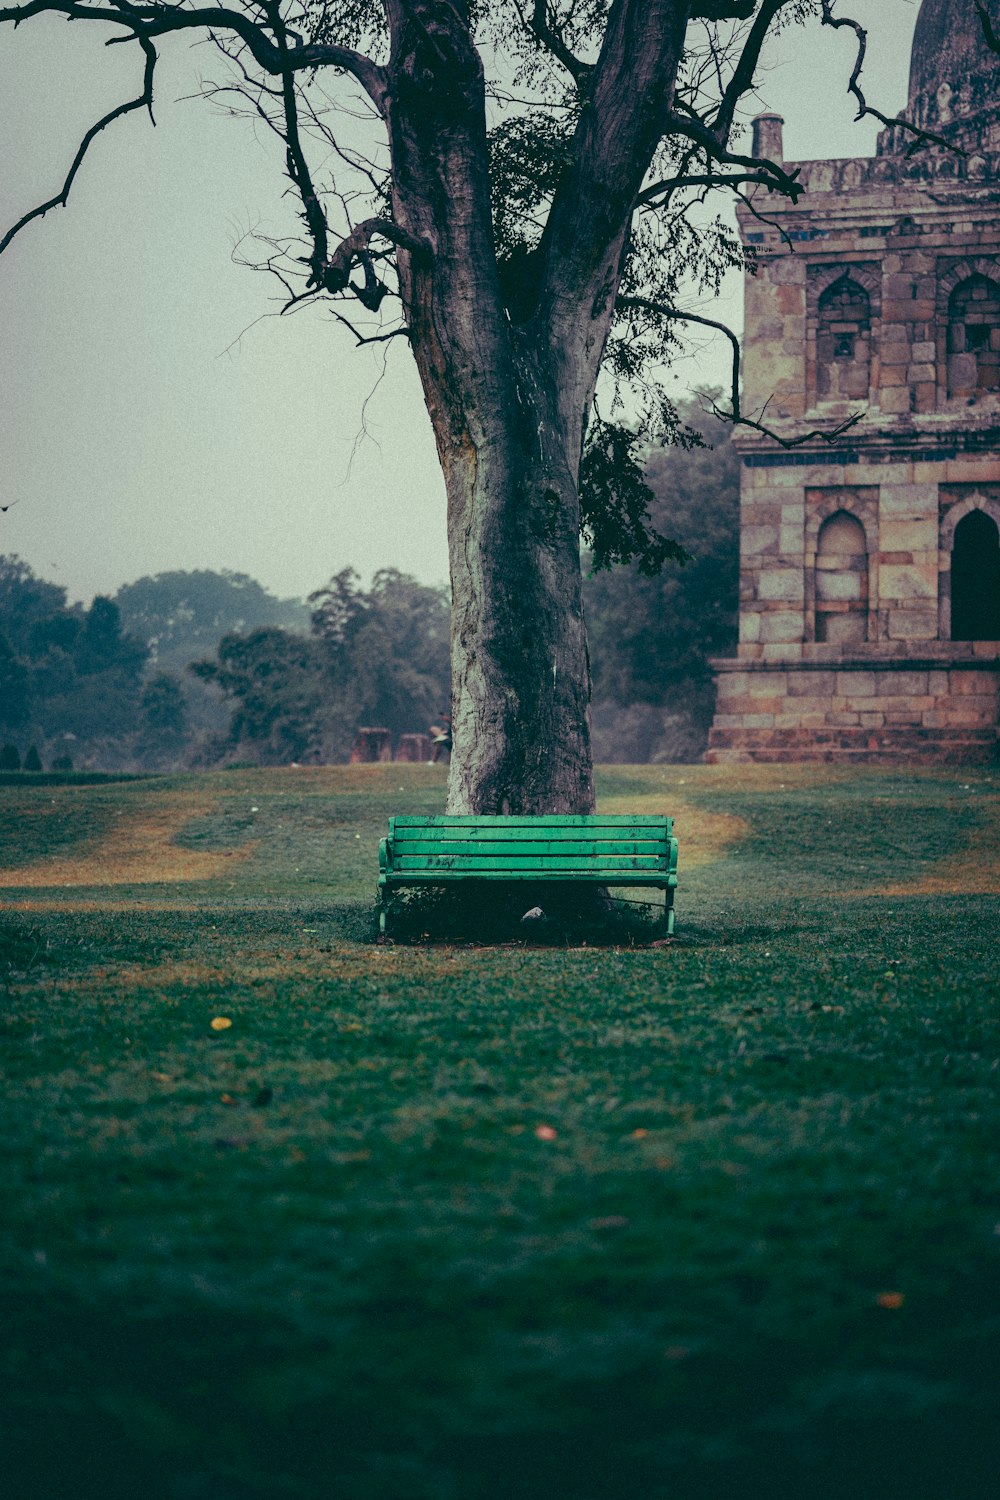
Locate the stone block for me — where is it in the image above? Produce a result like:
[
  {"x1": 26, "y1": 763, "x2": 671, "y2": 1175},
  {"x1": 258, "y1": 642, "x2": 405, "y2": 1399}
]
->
[
  {"x1": 859, "y1": 712, "x2": 886, "y2": 728},
  {"x1": 880, "y1": 564, "x2": 937, "y2": 600},
  {"x1": 742, "y1": 525, "x2": 780, "y2": 555},
  {"x1": 781, "y1": 503, "x2": 805, "y2": 525},
  {"x1": 826, "y1": 711, "x2": 861, "y2": 727},
  {"x1": 911, "y1": 341, "x2": 936, "y2": 362},
  {"x1": 880, "y1": 518, "x2": 938, "y2": 551},
  {"x1": 759, "y1": 612, "x2": 803, "y2": 644},
  {"x1": 758, "y1": 569, "x2": 805, "y2": 602},
  {"x1": 885, "y1": 707, "x2": 924, "y2": 725},
  {"x1": 879, "y1": 671, "x2": 929, "y2": 695},
  {"x1": 907, "y1": 363, "x2": 937, "y2": 383},
  {"x1": 739, "y1": 615, "x2": 761, "y2": 644},
  {"x1": 879, "y1": 483, "x2": 937, "y2": 518},
  {"x1": 950, "y1": 671, "x2": 998, "y2": 695},
  {"x1": 835, "y1": 670, "x2": 877, "y2": 696},
  {"x1": 879, "y1": 386, "x2": 912, "y2": 414},
  {"x1": 779, "y1": 527, "x2": 803, "y2": 555},
  {"x1": 788, "y1": 671, "x2": 836, "y2": 696},
  {"x1": 742, "y1": 714, "x2": 776, "y2": 729},
  {"x1": 887, "y1": 608, "x2": 939, "y2": 640},
  {"x1": 761, "y1": 643, "x2": 804, "y2": 662},
  {"x1": 717, "y1": 671, "x2": 753, "y2": 693}
]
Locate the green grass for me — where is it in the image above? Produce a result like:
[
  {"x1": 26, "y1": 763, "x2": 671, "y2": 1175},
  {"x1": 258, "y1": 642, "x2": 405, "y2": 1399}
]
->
[{"x1": 1, "y1": 763, "x2": 999, "y2": 1499}]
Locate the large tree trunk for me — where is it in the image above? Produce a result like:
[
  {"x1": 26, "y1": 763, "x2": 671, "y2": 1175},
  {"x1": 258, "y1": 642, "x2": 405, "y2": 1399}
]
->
[{"x1": 382, "y1": 0, "x2": 689, "y2": 814}]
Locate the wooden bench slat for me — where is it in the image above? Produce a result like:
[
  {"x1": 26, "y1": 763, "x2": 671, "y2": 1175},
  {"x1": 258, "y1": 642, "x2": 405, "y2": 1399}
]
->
[
  {"x1": 384, "y1": 869, "x2": 676, "y2": 884},
  {"x1": 395, "y1": 846, "x2": 668, "y2": 858},
  {"x1": 394, "y1": 855, "x2": 668, "y2": 872}
]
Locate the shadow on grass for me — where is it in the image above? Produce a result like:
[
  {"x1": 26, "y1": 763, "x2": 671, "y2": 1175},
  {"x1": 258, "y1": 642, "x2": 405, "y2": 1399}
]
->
[{"x1": 377, "y1": 883, "x2": 669, "y2": 947}]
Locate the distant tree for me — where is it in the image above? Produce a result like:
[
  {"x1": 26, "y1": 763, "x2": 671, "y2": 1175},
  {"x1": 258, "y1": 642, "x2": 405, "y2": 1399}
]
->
[
  {"x1": 0, "y1": 631, "x2": 31, "y2": 729},
  {"x1": 51, "y1": 754, "x2": 73, "y2": 771},
  {"x1": 115, "y1": 570, "x2": 308, "y2": 670},
  {"x1": 136, "y1": 673, "x2": 191, "y2": 766},
  {"x1": 193, "y1": 627, "x2": 333, "y2": 763},
  {"x1": 310, "y1": 568, "x2": 451, "y2": 736},
  {"x1": 585, "y1": 399, "x2": 739, "y2": 761},
  {"x1": 196, "y1": 569, "x2": 451, "y2": 763},
  {"x1": 0, "y1": 743, "x2": 21, "y2": 770},
  {"x1": 73, "y1": 597, "x2": 147, "y2": 679},
  {"x1": 0, "y1": 556, "x2": 71, "y2": 655},
  {"x1": 23, "y1": 745, "x2": 42, "y2": 771}
]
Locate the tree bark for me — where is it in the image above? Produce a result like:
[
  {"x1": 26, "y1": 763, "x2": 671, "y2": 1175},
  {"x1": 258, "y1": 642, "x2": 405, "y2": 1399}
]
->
[{"x1": 382, "y1": 0, "x2": 690, "y2": 815}]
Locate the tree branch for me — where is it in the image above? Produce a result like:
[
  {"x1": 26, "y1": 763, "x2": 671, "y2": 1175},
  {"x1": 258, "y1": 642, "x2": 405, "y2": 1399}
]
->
[
  {"x1": 318, "y1": 217, "x2": 431, "y2": 298},
  {"x1": 819, "y1": 0, "x2": 965, "y2": 156},
  {"x1": 0, "y1": 33, "x2": 157, "y2": 254},
  {"x1": 978, "y1": 2, "x2": 1000, "y2": 54},
  {"x1": 616, "y1": 295, "x2": 862, "y2": 449},
  {"x1": 0, "y1": 1, "x2": 388, "y2": 110}
]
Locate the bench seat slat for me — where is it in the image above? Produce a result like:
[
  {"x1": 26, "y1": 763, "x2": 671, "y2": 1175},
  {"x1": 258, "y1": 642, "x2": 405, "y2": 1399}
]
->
[
  {"x1": 391, "y1": 839, "x2": 667, "y2": 857},
  {"x1": 383, "y1": 869, "x2": 676, "y2": 884},
  {"x1": 393, "y1": 855, "x2": 668, "y2": 872}
]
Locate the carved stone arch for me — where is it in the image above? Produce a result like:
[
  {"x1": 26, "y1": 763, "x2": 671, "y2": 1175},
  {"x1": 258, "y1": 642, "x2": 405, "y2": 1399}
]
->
[
  {"x1": 806, "y1": 264, "x2": 880, "y2": 410},
  {"x1": 807, "y1": 262, "x2": 881, "y2": 317},
  {"x1": 935, "y1": 258, "x2": 1000, "y2": 404},
  {"x1": 804, "y1": 488, "x2": 879, "y2": 643},
  {"x1": 939, "y1": 492, "x2": 1000, "y2": 639}
]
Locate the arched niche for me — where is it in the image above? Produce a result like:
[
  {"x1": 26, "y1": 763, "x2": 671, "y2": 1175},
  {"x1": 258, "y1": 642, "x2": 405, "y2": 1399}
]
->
[
  {"x1": 816, "y1": 276, "x2": 872, "y2": 401},
  {"x1": 951, "y1": 509, "x2": 1000, "y2": 640},
  {"x1": 815, "y1": 510, "x2": 869, "y2": 645},
  {"x1": 947, "y1": 274, "x2": 1000, "y2": 397}
]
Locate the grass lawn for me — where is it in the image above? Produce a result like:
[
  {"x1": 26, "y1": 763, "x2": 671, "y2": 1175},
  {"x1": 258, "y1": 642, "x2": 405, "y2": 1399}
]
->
[{"x1": 1, "y1": 762, "x2": 999, "y2": 1499}]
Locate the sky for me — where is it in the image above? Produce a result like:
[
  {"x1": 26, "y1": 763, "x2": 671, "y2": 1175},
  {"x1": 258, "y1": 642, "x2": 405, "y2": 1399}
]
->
[{"x1": 0, "y1": 1, "x2": 921, "y2": 606}]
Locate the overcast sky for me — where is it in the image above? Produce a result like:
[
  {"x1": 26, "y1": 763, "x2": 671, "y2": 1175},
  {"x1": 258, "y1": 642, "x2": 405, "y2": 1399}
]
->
[{"x1": 0, "y1": 1, "x2": 920, "y2": 606}]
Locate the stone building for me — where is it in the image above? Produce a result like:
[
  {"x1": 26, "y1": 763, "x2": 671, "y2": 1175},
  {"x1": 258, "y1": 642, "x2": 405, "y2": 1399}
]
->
[{"x1": 708, "y1": 0, "x2": 1000, "y2": 763}]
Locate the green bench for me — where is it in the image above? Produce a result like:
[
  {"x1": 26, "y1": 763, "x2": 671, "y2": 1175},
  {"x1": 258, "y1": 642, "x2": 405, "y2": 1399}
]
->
[{"x1": 377, "y1": 814, "x2": 678, "y2": 937}]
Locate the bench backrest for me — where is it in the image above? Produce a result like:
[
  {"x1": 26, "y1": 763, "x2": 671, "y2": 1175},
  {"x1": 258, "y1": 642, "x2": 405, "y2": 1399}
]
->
[{"x1": 385, "y1": 815, "x2": 676, "y2": 877}]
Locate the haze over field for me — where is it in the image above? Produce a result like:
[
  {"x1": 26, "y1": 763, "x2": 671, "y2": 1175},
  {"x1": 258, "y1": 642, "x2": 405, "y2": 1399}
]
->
[{"x1": 2, "y1": 2, "x2": 917, "y2": 606}]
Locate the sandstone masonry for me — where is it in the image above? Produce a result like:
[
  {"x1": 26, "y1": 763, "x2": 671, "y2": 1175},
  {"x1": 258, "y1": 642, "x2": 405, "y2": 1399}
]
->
[{"x1": 708, "y1": 0, "x2": 1000, "y2": 764}]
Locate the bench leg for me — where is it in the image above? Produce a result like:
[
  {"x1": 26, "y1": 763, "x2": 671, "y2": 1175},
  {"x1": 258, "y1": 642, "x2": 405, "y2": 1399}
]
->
[{"x1": 664, "y1": 887, "x2": 676, "y2": 938}]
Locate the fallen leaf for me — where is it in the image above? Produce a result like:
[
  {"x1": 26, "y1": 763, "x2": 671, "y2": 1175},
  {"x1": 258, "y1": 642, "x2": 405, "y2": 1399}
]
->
[
  {"x1": 589, "y1": 1215, "x2": 629, "y2": 1230},
  {"x1": 876, "y1": 1292, "x2": 906, "y2": 1309},
  {"x1": 210, "y1": 1016, "x2": 233, "y2": 1031},
  {"x1": 220, "y1": 1093, "x2": 237, "y2": 1106},
  {"x1": 535, "y1": 1124, "x2": 557, "y2": 1141},
  {"x1": 630, "y1": 1128, "x2": 649, "y2": 1139}
]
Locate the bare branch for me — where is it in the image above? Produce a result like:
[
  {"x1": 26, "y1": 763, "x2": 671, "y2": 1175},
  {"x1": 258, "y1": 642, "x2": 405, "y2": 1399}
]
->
[
  {"x1": 0, "y1": 1, "x2": 388, "y2": 110},
  {"x1": 616, "y1": 294, "x2": 862, "y2": 449},
  {"x1": 665, "y1": 103, "x2": 803, "y2": 198},
  {"x1": 819, "y1": 1, "x2": 965, "y2": 156},
  {"x1": 711, "y1": 0, "x2": 789, "y2": 143},
  {"x1": 0, "y1": 34, "x2": 157, "y2": 254},
  {"x1": 318, "y1": 217, "x2": 431, "y2": 298},
  {"x1": 978, "y1": 2, "x2": 1000, "y2": 55},
  {"x1": 517, "y1": 0, "x2": 592, "y2": 85}
]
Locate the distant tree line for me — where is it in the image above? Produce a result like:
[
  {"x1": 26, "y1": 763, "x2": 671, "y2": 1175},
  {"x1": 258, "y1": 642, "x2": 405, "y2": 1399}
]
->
[{"x1": 0, "y1": 405, "x2": 736, "y2": 770}]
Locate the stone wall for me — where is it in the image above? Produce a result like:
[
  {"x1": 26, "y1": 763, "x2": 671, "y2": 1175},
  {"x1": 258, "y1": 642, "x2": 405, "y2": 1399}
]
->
[{"x1": 709, "y1": 117, "x2": 1000, "y2": 765}]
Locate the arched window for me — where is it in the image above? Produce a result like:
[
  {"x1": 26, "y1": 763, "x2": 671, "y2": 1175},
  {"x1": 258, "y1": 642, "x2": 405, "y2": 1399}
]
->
[
  {"x1": 947, "y1": 275, "x2": 1000, "y2": 397},
  {"x1": 951, "y1": 509, "x2": 1000, "y2": 640},
  {"x1": 817, "y1": 277, "x2": 871, "y2": 400},
  {"x1": 815, "y1": 511, "x2": 869, "y2": 645}
]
